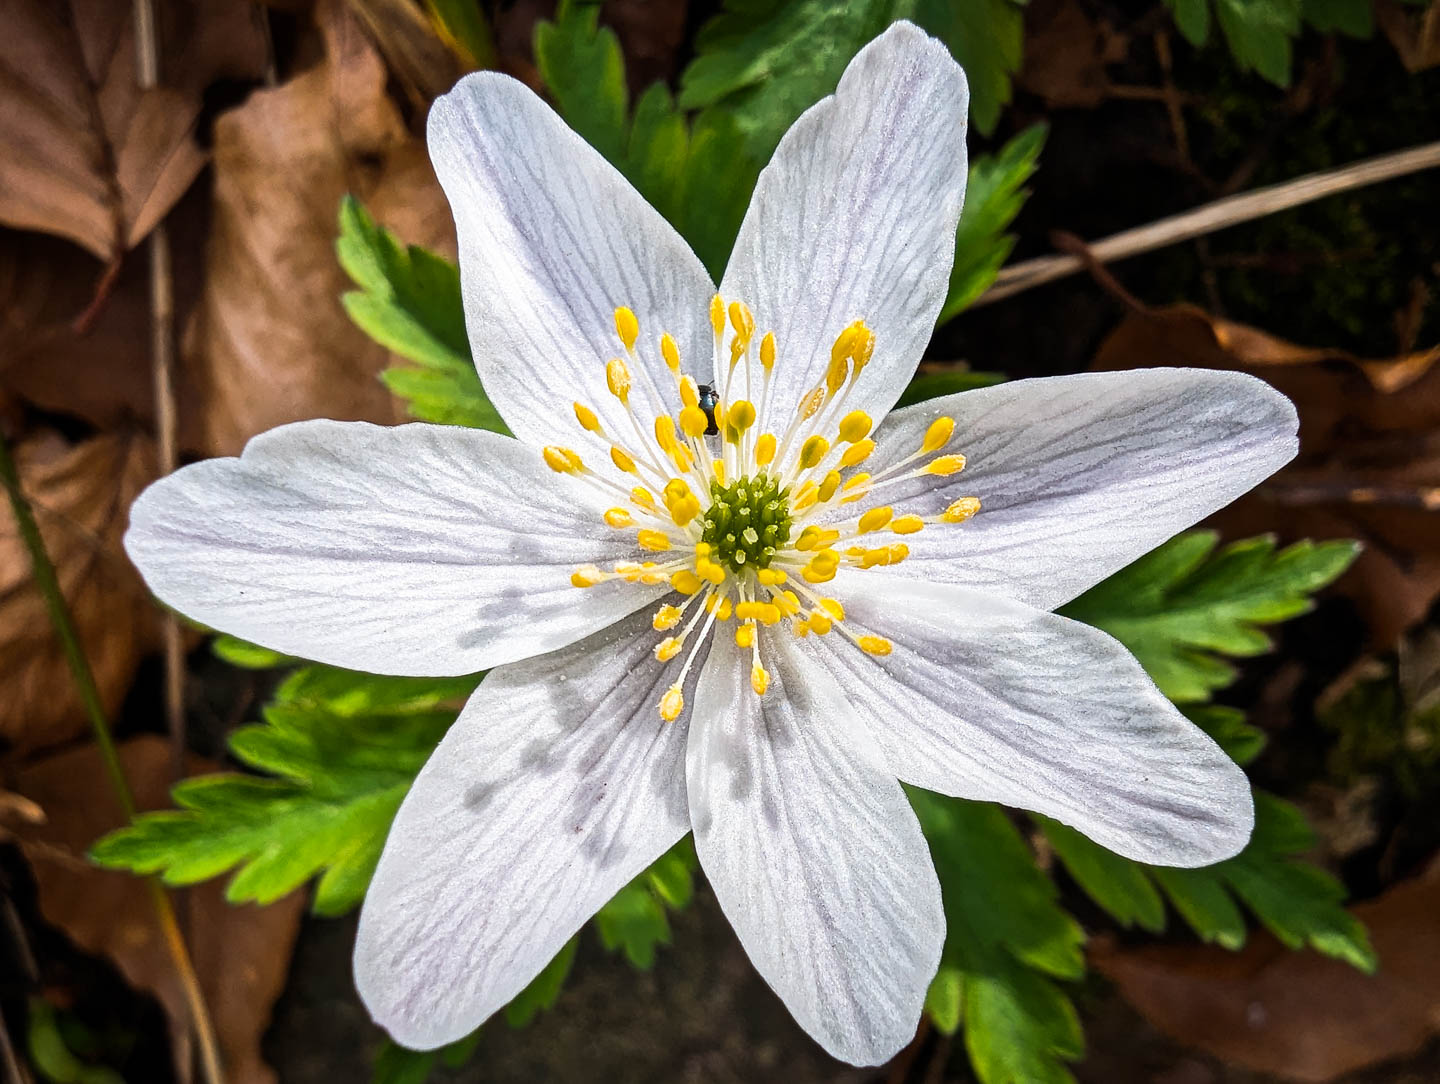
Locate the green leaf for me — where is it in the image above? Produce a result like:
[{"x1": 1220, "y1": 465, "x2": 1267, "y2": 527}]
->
[
  {"x1": 1167, "y1": 0, "x2": 1210, "y2": 44},
  {"x1": 941, "y1": 123, "x2": 1046, "y2": 321},
  {"x1": 335, "y1": 196, "x2": 505, "y2": 432},
  {"x1": 373, "y1": 1029, "x2": 483, "y2": 1084},
  {"x1": 535, "y1": 2, "x2": 761, "y2": 276},
  {"x1": 1185, "y1": 703, "x2": 1267, "y2": 766},
  {"x1": 1302, "y1": 0, "x2": 1374, "y2": 37},
  {"x1": 1164, "y1": 0, "x2": 1370, "y2": 85},
  {"x1": 1061, "y1": 532, "x2": 1360, "y2": 703},
  {"x1": 91, "y1": 667, "x2": 481, "y2": 916},
  {"x1": 504, "y1": 937, "x2": 578, "y2": 1027},
  {"x1": 210, "y1": 634, "x2": 296, "y2": 670},
  {"x1": 896, "y1": 368, "x2": 1007, "y2": 408},
  {"x1": 908, "y1": 0, "x2": 1028, "y2": 135},
  {"x1": 593, "y1": 837, "x2": 698, "y2": 969},
  {"x1": 1038, "y1": 793, "x2": 1376, "y2": 970},
  {"x1": 924, "y1": 964, "x2": 965, "y2": 1035},
  {"x1": 25, "y1": 999, "x2": 124, "y2": 1084},
  {"x1": 423, "y1": 0, "x2": 496, "y2": 68},
  {"x1": 910, "y1": 791, "x2": 1084, "y2": 1084}
]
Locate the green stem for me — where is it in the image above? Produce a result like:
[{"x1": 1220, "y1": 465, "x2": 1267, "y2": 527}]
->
[
  {"x1": 0, "y1": 432, "x2": 134, "y2": 818},
  {"x1": 0, "y1": 429, "x2": 226, "y2": 1084}
]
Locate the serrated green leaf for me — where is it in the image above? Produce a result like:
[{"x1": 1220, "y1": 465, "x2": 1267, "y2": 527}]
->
[
  {"x1": 593, "y1": 837, "x2": 698, "y2": 969},
  {"x1": 91, "y1": 667, "x2": 481, "y2": 916},
  {"x1": 909, "y1": 0, "x2": 1027, "y2": 135},
  {"x1": 1061, "y1": 532, "x2": 1359, "y2": 703},
  {"x1": 1184, "y1": 704, "x2": 1267, "y2": 766},
  {"x1": 336, "y1": 196, "x2": 505, "y2": 432},
  {"x1": 535, "y1": 2, "x2": 761, "y2": 277},
  {"x1": 1040, "y1": 817, "x2": 1167, "y2": 933},
  {"x1": 910, "y1": 791, "x2": 1085, "y2": 1084},
  {"x1": 941, "y1": 123, "x2": 1046, "y2": 321},
  {"x1": 1166, "y1": 0, "x2": 1369, "y2": 84}
]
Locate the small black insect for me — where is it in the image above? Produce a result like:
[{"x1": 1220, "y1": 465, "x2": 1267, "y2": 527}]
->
[{"x1": 696, "y1": 383, "x2": 720, "y2": 436}]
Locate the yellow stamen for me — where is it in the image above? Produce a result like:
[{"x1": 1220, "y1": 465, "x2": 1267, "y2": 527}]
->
[
  {"x1": 710, "y1": 294, "x2": 725, "y2": 337},
  {"x1": 735, "y1": 623, "x2": 755, "y2": 648},
  {"x1": 680, "y1": 405, "x2": 709, "y2": 438},
  {"x1": 817, "y1": 470, "x2": 842, "y2": 503},
  {"x1": 925, "y1": 454, "x2": 967, "y2": 477},
  {"x1": 922, "y1": 416, "x2": 955, "y2": 452},
  {"x1": 757, "y1": 567, "x2": 787, "y2": 585},
  {"x1": 655, "y1": 637, "x2": 682, "y2": 662},
  {"x1": 799, "y1": 435, "x2": 830, "y2": 470},
  {"x1": 859, "y1": 636, "x2": 893, "y2": 657},
  {"x1": 630, "y1": 485, "x2": 656, "y2": 510},
  {"x1": 820, "y1": 598, "x2": 844, "y2": 621},
  {"x1": 604, "y1": 508, "x2": 633, "y2": 528},
  {"x1": 751, "y1": 663, "x2": 770, "y2": 695},
  {"x1": 840, "y1": 473, "x2": 871, "y2": 502},
  {"x1": 942, "y1": 496, "x2": 982, "y2": 523},
  {"x1": 808, "y1": 611, "x2": 833, "y2": 635},
  {"x1": 728, "y1": 300, "x2": 754, "y2": 341},
  {"x1": 543, "y1": 446, "x2": 583, "y2": 474},
  {"x1": 671, "y1": 570, "x2": 702, "y2": 595},
  {"x1": 859, "y1": 543, "x2": 909, "y2": 568},
  {"x1": 606, "y1": 357, "x2": 632, "y2": 402},
  {"x1": 653, "y1": 604, "x2": 682, "y2": 631},
  {"x1": 755, "y1": 432, "x2": 777, "y2": 467},
  {"x1": 840, "y1": 439, "x2": 874, "y2": 468},
  {"x1": 659, "y1": 685, "x2": 684, "y2": 721},
  {"x1": 858, "y1": 506, "x2": 893, "y2": 533},
  {"x1": 796, "y1": 386, "x2": 825, "y2": 421},
  {"x1": 760, "y1": 332, "x2": 776, "y2": 371},
  {"x1": 727, "y1": 399, "x2": 757, "y2": 436},
  {"x1": 573, "y1": 402, "x2": 601, "y2": 433},
  {"x1": 614, "y1": 307, "x2": 639, "y2": 351},
  {"x1": 890, "y1": 514, "x2": 925, "y2": 535},
  {"x1": 654, "y1": 413, "x2": 678, "y2": 452},
  {"x1": 637, "y1": 529, "x2": 671, "y2": 552},
  {"x1": 838, "y1": 410, "x2": 872, "y2": 443},
  {"x1": 571, "y1": 564, "x2": 604, "y2": 588},
  {"x1": 661, "y1": 332, "x2": 681, "y2": 372},
  {"x1": 712, "y1": 458, "x2": 726, "y2": 484},
  {"x1": 611, "y1": 447, "x2": 638, "y2": 474},
  {"x1": 679, "y1": 375, "x2": 699, "y2": 408}
]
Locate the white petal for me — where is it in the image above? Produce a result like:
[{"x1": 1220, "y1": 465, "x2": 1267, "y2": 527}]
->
[
  {"x1": 125, "y1": 420, "x2": 660, "y2": 675},
  {"x1": 688, "y1": 625, "x2": 943, "y2": 1065},
  {"x1": 719, "y1": 21, "x2": 969, "y2": 428},
  {"x1": 429, "y1": 73, "x2": 715, "y2": 449},
  {"x1": 812, "y1": 573, "x2": 1254, "y2": 866},
  {"x1": 852, "y1": 369, "x2": 1297, "y2": 609},
  {"x1": 355, "y1": 608, "x2": 691, "y2": 1048}
]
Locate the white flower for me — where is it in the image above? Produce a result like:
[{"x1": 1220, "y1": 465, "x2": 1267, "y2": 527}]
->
[{"x1": 123, "y1": 22, "x2": 1298, "y2": 1067}]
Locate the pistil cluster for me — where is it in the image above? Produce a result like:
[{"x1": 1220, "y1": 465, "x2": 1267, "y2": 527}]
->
[{"x1": 547, "y1": 296, "x2": 982, "y2": 721}]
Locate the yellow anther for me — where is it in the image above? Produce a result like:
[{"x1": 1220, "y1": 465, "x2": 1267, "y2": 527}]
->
[
  {"x1": 791, "y1": 480, "x2": 818, "y2": 512},
  {"x1": 653, "y1": 604, "x2": 682, "y2": 631},
  {"x1": 925, "y1": 454, "x2": 967, "y2": 477},
  {"x1": 653, "y1": 414, "x2": 678, "y2": 452},
  {"x1": 797, "y1": 386, "x2": 825, "y2": 421},
  {"x1": 776, "y1": 591, "x2": 801, "y2": 617},
  {"x1": 655, "y1": 637, "x2": 682, "y2": 662},
  {"x1": 611, "y1": 447, "x2": 637, "y2": 474},
  {"x1": 639, "y1": 562, "x2": 667, "y2": 585},
  {"x1": 659, "y1": 685, "x2": 684, "y2": 722},
  {"x1": 614, "y1": 306, "x2": 640, "y2": 350},
  {"x1": 710, "y1": 294, "x2": 725, "y2": 336},
  {"x1": 841, "y1": 472, "x2": 871, "y2": 502},
  {"x1": 571, "y1": 564, "x2": 604, "y2": 588},
  {"x1": 661, "y1": 332, "x2": 681, "y2": 372},
  {"x1": 794, "y1": 620, "x2": 812, "y2": 638},
  {"x1": 942, "y1": 496, "x2": 982, "y2": 523},
  {"x1": 671, "y1": 570, "x2": 702, "y2": 595},
  {"x1": 757, "y1": 603, "x2": 782, "y2": 626},
  {"x1": 672, "y1": 499, "x2": 701, "y2": 528},
  {"x1": 852, "y1": 324, "x2": 876, "y2": 370},
  {"x1": 798, "y1": 435, "x2": 830, "y2": 470},
  {"x1": 604, "y1": 508, "x2": 634, "y2": 528},
  {"x1": 637, "y1": 529, "x2": 671, "y2": 552},
  {"x1": 760, "y1": 331, "x2": 776, "y2": 370},
  {"x1": 573, "y1": 402, "x2": 601, "y2": 433},
  {"x1": 665, "y1": 478, "x2": 693, "y2": 502},
  {"x1": 698, "y1": 559, "x2": 727, "y2": 585},
  {"x1": 735, "y1": 623, "x2": 755, "y2": 648},
  {"x1": 614, "y1": 561, "x2": 642, "y2": 582},
  {"x1": 817, "y1": 470, "x2": 842, "y2": 503},
  {"x1": 630, "y1": 485, "x2": 655, "y2": 509},
  {"x1": 859, "y1": 543, "x2": 910, "y2": 568},
  {"x1": 727, "y1": 399, "x2": 757, "y2": 435},
  {"x1": 729, "y1": 337, "x2": 747, "y2": 368},
  {"x1": 543, "y1": 446, "x2": 583, "y2": 474},
  {"x1": 751, "y1": 664, "x2": 770, "y2": 696},
  {"x1": 802, "y1": 564, "x2": 837, "y2": 584},
  {"x1": 810, "y1": 548, "x2": 841, "y2": 570},
  {"x1": 728, "y1": 300, "x2": 754, "y2": 340},
  {"x1": 669, "y1": 444, "x2": 694, "y2": 473},
  {"x1": 716, "y1": 597, "x2": 734, "y2": 621},
  {"x1": 922, "y1": 416, "x2": 955, "y2": 452},
  {"x1": 679, "y1": 375, "x2": 699, "y2": 408},
  {"x1": 858, "y1": 506, "x2": 893, "y2": 533},
  {"x1": 838, "y1": 410, "x2": 872, "y2": 443},
  {"x1": 606, "y1": 357, "x2": 632, "y2": 402},
  {"x1": 712, "y1": 458, "x2": 726, "y2": 484},
  {"x1": 756, "y1": 567, "x2": 787, "y2": 586},
  {"x1": 735, "y1": 601, "x2": 762, "y2": 622},
  {"x1": 808, "y1": 611, "x2": 833, "y2": 635},
  {"x1": 755, "y1": 432, "x2": 777, "y2": 467},
  {"x1": 680, "y1": 405, "x2": 709, "y2": 439},
  {"x1": 704, "y1": 592, "x2": 722, "y2": 614},
  {"x1": 820, "y1": 599, "x2": 844, "y2": 621},
  {"x1": 830, "y1": 324, "x2": 860, "y2": 366},
  {"x1": 695, "y1": 541, "x2": 712, "y2": 557},
  {"x1": 840, "y1": 439, "x2": 875, "y2": 468},
  {"x1": 825, "y1": 355, "x2": 850, "y2": 395},
  {"x1": 890, "y1": 514, "x2": 925, "y2": 535},
  {"x1": 795, "y1": 526, "x2": 840, "y2": 552},
  {"x1": 859, "y1": 636, "x2": 893, "y2": 657}
]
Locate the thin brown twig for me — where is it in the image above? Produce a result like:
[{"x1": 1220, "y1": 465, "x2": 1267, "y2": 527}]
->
[{"x1": 975, "y1": 141, "x2": 1440, "y2": 307}]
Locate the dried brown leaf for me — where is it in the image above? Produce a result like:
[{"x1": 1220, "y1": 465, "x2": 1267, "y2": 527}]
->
[
  {"x1": 1092, "y1": 859, "x2": 1440, "y2": 1083},
  {"x1": 0, "y1": 430, "x2": 161, "y2": 756},
  {"x1": 1376, "y1": 0, "x2": 1440, "y2": 73},
  {"x1": 187, "y1": 0, "x2": 456, "y2": 456},
  {"x1": 0, "y1": 0, "x2": 267, "y2": 260},
  {"x1": 1093, "y1": 304, "x2": 1440, "y2": 646},
  {"x1": 1017, "y1": 0, "x2": 1127, "y2": 109},
  {"x1": 11, "y1": 737, "x2": 305, "y2": 1084}
]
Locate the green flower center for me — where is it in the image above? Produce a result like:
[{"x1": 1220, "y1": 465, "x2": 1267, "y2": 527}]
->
[{"x1": 701, "y1": 474, "x2": 793, "y2": 574}]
